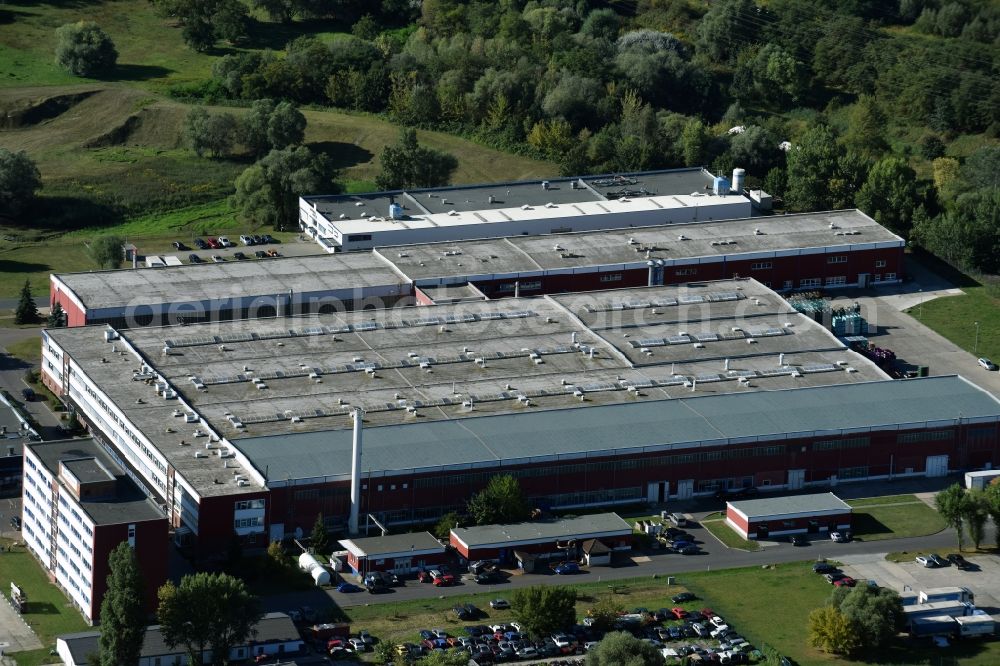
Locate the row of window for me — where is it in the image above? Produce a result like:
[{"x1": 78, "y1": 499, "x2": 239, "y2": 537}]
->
[
  {"x1": 898, "y1": 430, "x2": 954, "y2": 444},
  {"x1": 814, "y1": 437, "x2": 870, "y2": 452},
  {"x1": 234, "y1": 499, "x2": 266, "y2": 511},
  {"x1": 80, "y1": 379, "x2": 168, "y2": 482},
  {"x1": 234, "y1": 517, "x2": 264, "y2": 529},
  {"x1": 293, "y1": 487, "x2": 349, "y2": 502},
  {"x1": 497, "y1": 281, "x2": 542, "y2": 292}
]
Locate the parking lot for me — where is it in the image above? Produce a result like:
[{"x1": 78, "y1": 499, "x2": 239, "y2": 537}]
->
[
  {"x1": 158, "y1": 233, "x2": 324, "y2": 265},
  {"x1": 840, "y1": 552, "x2": 1000, "y2": 613}
]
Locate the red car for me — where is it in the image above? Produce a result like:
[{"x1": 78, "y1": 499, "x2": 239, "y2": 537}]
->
[
  {"x1": 417, "y1": 570, "x2": 432, "y2": 583},
  {"x1": 671, "y1": 608, "x2": 688, "y2": 620},
  {"x1": 700, "y1": 608, "x2": 715, "y2": 620},
  {"x1": 834, "y1": 577, "x2": 857, "y2": 588},
  {"x1": 206, "y1": 238, "x2": 219, "y2": 249},
  {"x1": 433, "y1": 573, "x2": 455, "y2": 587}
]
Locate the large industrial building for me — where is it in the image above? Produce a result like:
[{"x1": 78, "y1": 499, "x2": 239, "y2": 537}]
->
[
  {"x1": 36, "y1": 278, "x2": 1000, "y2": 559},
  {"x1": 50, "y1": 209, "x2": 903, "y2": 328},
  {"x1": 299, "y1": 169, "x2": 753, "y2": 252}
]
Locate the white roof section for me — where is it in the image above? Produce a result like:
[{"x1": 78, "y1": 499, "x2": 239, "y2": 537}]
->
[
  {"x1": 728, "y1": 492, "x2": 852, "y2": 521},
  {"x1": 450, "y1": 512, "x2": 631, "y2": 551}
]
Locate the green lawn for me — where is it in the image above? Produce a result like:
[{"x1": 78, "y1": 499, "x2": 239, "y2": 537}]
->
[
  {"x1": 701, "y1": 518, "x2": 761, "y2": 551},
  {"x1": 903, "y1": 255, "x2": 1000, "y2": 364},
  {"x1": 0, "y1": 538, "x2": 88, "y2": 661},
  {"x1": 4, "y1": 335, "x2": 42, "y2": 364},
  {"x1": 847, "y1": 496, "x2": 946, "y2": 542}
]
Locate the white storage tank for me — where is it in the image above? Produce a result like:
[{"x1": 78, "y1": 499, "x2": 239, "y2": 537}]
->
[
  {"x1": 731, "y1": 168, "x2": 746, "y2": 193},
  {"x1": 298, "y1": 552, "x2": 331, "y2": 586}
]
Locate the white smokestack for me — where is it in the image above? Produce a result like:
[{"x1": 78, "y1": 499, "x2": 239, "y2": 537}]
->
[{"x1": 348, "y1": 408, "x2": 364, "y2": 535}]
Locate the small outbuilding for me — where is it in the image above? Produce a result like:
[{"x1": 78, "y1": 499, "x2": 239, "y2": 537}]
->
[
  {"x1": 450, "y1": 513, "x2": 631, "y2": 566},
  {"x1": 726, "y1": 492, "x2": 852, "y2": 540},
  {"x1": 581, "y1": 539, "x2": 613, "y2": 566},
  {"x1": 338, "y1": 531, "x2": 446, "y2": 575}
]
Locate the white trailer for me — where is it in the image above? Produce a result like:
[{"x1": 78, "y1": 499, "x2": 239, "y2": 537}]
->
[
  {"x1": 918, "y1": 587, "x2": 975, "y2": 605},
  {"x1": 965, "y1": 470, "x2": 1000, "y2": 490},
  {"x1": 956, "y1": 614, "x2": 994, "y2": 637},
  {"x1": 904, "y1": 601, "x2": 974, "y2": 624}
]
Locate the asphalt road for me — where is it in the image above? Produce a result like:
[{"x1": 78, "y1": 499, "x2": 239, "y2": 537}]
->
[{"x1": 0, "y1": 326, "x2": 65, "y2": 439}]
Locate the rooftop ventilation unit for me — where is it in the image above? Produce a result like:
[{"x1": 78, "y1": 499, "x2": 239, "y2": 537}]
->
[
  {"x1": 678, "y1": 235, "x2": 689, "y2": 241},
  {"x1": 184, "y1": 413, "x2": 198, "y2": 423},
  {"x1": 237, "y1": 479, "x2": 250, "y2": 487},
  {"x1": 747, "y1": 338, "x2": 757, "y2": 344},
  {"x1": 194, "y1": 451, "x2": 208, "y2": 459}
]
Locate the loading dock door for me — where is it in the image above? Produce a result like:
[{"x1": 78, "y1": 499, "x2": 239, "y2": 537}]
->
[
  {"x1": 676, "y1": 479, "x2": 694, "y2": 500},
  {"x1": 787, "y1": 469, "x2": 806, "y2": 490},
  {"x1": 926, "y1": 455, "x2": 949, "y2": 477}
]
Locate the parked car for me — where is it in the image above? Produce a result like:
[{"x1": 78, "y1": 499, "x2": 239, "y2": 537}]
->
[
  {"x1": 432, "y1": 572, "x2": 455, "y2": 587},
  {"x1": 825, "y1": 572, "x2": 846, "y2": 584},
  {"x1": 833, "y1": 576, "x2": 857, "y2": 588},
  {"x1": 240, "y1": 234, "x2": 255, "y2": 246},
  {"x1": 252, "y1": 234, "x2": 264, "y2": 244},
  {"x1": 490, "y1": 599, "x2": 510, "y2": 610},
  {"x1": 21, "y1": 387, "x2": 36, "y2": 401},
  {"x1": 262, "y1": 234, "x2": 276, "y2": 243},
  {"x1": 266, "y1": 249, "x2": 280, "y2": 257},
  {"x1": 217, "y1": 236, "x2": 233, "y2": 248},
  {"x1": 357, "y1": 631, "x2": 373, "y2": 646},
  {"x1": 188, "y1": 254, "x2": 202, "y2": 263},
  {"x1": 476, "y1": 570, "x2": 503, "y2": 584},
  {"x1": 929, "y1": 553, "x2": 948, "y2": 567},
  {"x1": 672, "y1": 592, "x2": 696, "y2": 603},
  {"x1": 173, "y1": 241, "x2": 188, "y2": 250},
  {"x1": 254, "y1": 250, "x2": 267, "y2": 259},
  {"x1": 347, "y1": 638, "x2": 367, "y2": 652},
  {"x1": 830, "y1": 531, "x2": 851, "y2": 543},
  {"x1": 233, "y1": 251, "x2": 247, "y2": 260},
  {"x1": 336, "y1": 582, "x2": 361, "y2": 593},
  {"x1": 916, "y1": 554, "x2": 942, "y2": 568},
  {"x1": 671, "y1": 608, "x2": 688, "y2": 619},
  {"x1": 211, "y1": 255, "x2": 224, "y2": 262},
  {"x1": 812, "y1": 562, "x2": 837, "y2": 574},
  {"x1": 947, "y1": 553, "x2": 971, "y2": 569},
  {"x1": 791, "y1": 534, "x2": 808, "y2": 546},
  {"x1": 194, "y1": 238, "x2": 208, "y2": 249},
  {"x1": 553, "y1": 561, "x2": 580, "y2": 575},
  {"x1": 678, "y1": 545, "x2": 701, "y2": 555},
  {"x1": 978, "y1": 357, "x2": 997, "y2": 371},
  {"x1": 206, "y1": 238, "x2": 219, "y2": 249}
]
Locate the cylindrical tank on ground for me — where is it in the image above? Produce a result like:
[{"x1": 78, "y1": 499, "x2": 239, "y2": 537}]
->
[
  {"x1": 732, "y1": 168, "x2": 746, "y2": 193},
  {"x1": 298, "y1": 552, "x2": 331, "y2": 586}
]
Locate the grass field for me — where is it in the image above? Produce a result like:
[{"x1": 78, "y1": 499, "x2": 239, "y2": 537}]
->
[
  {"x1": 903, "y1": 254, "x2": 1000, "y2": 365},
  {"x1": 0, "y1": 538, "x2": 88, "y2": 664},
  {"x1": 846, "y1": 495, "x2": 946, "y2": 542},
  {"x1": 701, "y1": 518, "x2": 761, "y2": 551}
]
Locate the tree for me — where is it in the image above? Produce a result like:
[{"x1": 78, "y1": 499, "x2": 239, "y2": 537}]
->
[
  {"x1": 374, "y1": 129, "x2": 458, "y2": 191},
  {"x1": 87, "y1": 235, "x2": 124, "y2": 270},
  {"x1": 47, "y1": 302, "x2": 67, "y2": 328},
  {"x1": 184, "y1": 108, "x2": 238, "y2": 158},
  {"x1": 466, "y1": 474, "x2": 530, "y2": 526},
  {"x1": 310, "y1": 513, "x2": 330, "y2": 556},
  {"x1": 681, "y1": 118, "x2": 710, "y2": 167},
  {"x1": 696, "y1": 0, "x2": 758, "y2": 63},
  {"x1": 266, "y1": 540, "x2": 289, "y2": 571},
  {"x1": 433, "y1": 511, "x2": 461, "y2": 539},
  {"x1": 266, "y1": 102, "x2": 307, "y2": 151},
  {"x1": 964, "y1": 488, "x2": 988, "y2": 550},
  {"x1": 416, "y1": 650, "x2": 471, "y2": 665},
  {"x1": 99, "y1": 542, "x2": 146, "y2": 666},
  {"x1": 785, "y1": 125, "x2": 843, "y2": 212},
  {"x1": 231, "y1": 146, "x2": 332, "y2": 230},
  {"x1": 14, "y1": 280, "x2": 40, "y2": 325},
  {"x1": 55, "y1": 22, "x2": 117, "y2": 76},
  {"x1": 935, "y1": 483, "x2": 968, "y2": 550},
  {"x1": 855, "y1": 157, "x2": 919, "y2": 236},
  {"x1": 844, "y1": 95, "x2": 889, "y2": 159},
  {"x1": 512, "y1": 586, "x2": 577, "y2": 638},
  {"x1": 586, "y1": 631, "x2": 662, "y2": 666},
  {"x1": 0, "y1": 148, "x2": 42, "y2": 219},
  {"x1": 585, "y1": 599, "x2": 623, "y2": 633},
  {"x1": 373, "y1": 640, "x2": 395, "y2": 665},
  {"x1": 985, "y1": 481, "x2": 1000, "y2": 549},
  {"x1": 158, "y1": 572, "x2": 261, "y2": 666},
  {"x1": 833, "y1": 585, "x2": 904, "y2": 650},
  {"x1": 157, "y1": 0, "x2": 248, "y2": 51},
  {"x1": 808, "y1": 605, "x2": 860, "y2": 655}
]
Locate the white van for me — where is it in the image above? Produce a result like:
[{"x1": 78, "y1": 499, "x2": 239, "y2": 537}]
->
[{"x1": 668, "y1": 512, "x2": 688, "y2": 527}]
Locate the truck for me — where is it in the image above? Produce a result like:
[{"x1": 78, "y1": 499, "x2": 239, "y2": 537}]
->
[
  {"x1": 910, "y1": 615, "x2": 958, "y2": 638},
  {"x1": 955, "y1": 614, "x2": 995, "y2": 638},
  {"x1": 964, "y1": 470, "x2": 1000, "y2": 490},
  {"x1": 904, "y1": 601, "x2": 974, "y2": 624},
  {"x1": 918, "y1": 587, "x2": 975, "y2": 605}
]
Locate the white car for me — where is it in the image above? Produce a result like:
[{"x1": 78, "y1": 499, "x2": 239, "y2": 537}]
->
[
  {"x1": 584, "y1": 641, "x2": 600, "y2": 652},
  {"x1": 240, "y1": 234, "x2": 255, "y2": 246},
  {"x1": 357, "y1": 630, "x2": 373, "y2": 645},
  {"x1": 710, "y1": 615, "x2": 727, "y2": 628},
  {"x1": 217, "y1": 236, "x2": 233, "y2": 248},
  {"x1": 552, "y1": 634, "x2": 573, "y2": 648},
  {"x1": 979, "y1": 357, "x2": 997, "y2": 371},
  {"x1": 830, "y1": 531, "x2": 850, "y2": 543},
  {"x1": 348, "y1": 638, "x2": 366, "y2": 651}
]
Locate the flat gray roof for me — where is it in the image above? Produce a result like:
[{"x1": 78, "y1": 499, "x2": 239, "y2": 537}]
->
[
  {"x1": 379, "y1": 209, "x2": 903, "y2": 280},
  {"x1": 339, "y1": 531, "x2": 444, "y2": 558},
  {"x1": 26, "y1": 438, "x2": 164, "y2": 525},
  {"x1": 451, "y1": 513, "x2": 632, "y2": 549},
  {"x1": 236, "y1": 375, "x2": 1000, "y2": 484},
  {"x1": 47, "y1": 279, "x2": 895, "y2": 496},
  {"x1": 61, "y1": 457, "x2": 114, "y2": 484},
  {"x1": 53, "y1": 253, "x2": 405, "y2": 311},
  {"x1": 304, "y1": 169, "x2": 714, "y2": 223},
  {"x1": 728, "y1": 492, "x2": 852, "y2": 519}
]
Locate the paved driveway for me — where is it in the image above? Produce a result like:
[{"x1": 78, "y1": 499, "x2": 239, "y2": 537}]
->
[{"x1": 0, "y1": 593, "x2": 43, "y2": 653}]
